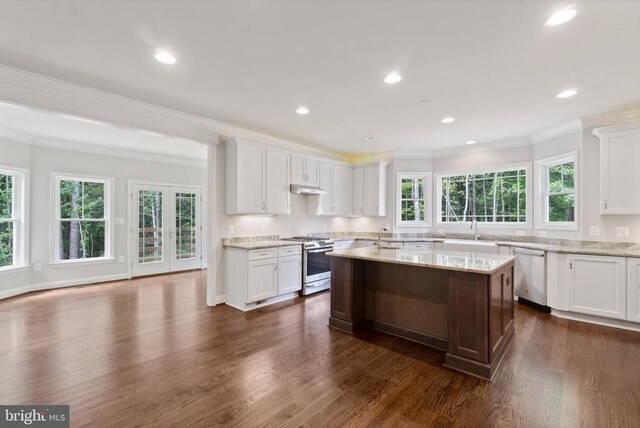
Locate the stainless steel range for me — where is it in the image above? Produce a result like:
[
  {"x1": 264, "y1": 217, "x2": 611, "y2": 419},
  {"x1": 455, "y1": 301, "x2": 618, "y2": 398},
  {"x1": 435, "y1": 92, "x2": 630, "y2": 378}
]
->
[{"x1": 282, "y1": 236, "x2": 334, "y2": 295}]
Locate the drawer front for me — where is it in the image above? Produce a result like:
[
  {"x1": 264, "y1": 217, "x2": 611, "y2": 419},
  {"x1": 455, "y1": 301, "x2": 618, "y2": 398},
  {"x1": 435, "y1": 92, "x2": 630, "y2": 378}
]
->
[
  {"x1": 278, "y1": 245, "x2": 302, "y2": 257},
  {"x1": 248, "y1": 248, "x2": 278, "y2": 261},
  {"x1": 404, "y1": 242, "x2": 434, "y2": 250}
]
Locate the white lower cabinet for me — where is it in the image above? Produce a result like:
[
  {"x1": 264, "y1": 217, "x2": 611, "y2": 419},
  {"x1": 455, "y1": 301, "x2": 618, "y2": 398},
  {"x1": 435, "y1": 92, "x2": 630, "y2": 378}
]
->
[
  {"x1": 248, "y1": 259, "x2": 278, "y2": 303},
  {"x1": 566, "y1": 254, "x2": 627, "y2": 320},
  {"x1": 277, "y1": 256, "x2": 302, "y2": 294},
  {"x1": 225, "y1": 245, "x2": 303, "y2": 310},
  {"x1": 627, "y1": 258, "x2": 640, "y2": 322}
]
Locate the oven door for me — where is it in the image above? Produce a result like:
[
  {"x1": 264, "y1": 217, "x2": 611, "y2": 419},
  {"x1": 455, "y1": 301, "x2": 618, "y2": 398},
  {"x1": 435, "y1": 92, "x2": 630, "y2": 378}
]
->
[{"x1": 304, "y1": 247, "x2": 333, "y2": 283}]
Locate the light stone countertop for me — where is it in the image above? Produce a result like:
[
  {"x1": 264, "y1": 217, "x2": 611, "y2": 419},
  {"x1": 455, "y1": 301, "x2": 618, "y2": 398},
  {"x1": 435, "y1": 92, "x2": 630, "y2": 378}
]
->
[{"x1": 328, "y1": 246, "x2": 515, "y2": 274}]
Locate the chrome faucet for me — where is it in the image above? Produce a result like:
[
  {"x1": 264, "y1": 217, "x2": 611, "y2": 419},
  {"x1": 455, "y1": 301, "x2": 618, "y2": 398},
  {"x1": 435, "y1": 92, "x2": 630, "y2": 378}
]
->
[
  {"x1": 471, "y1": 219, "x2": 481, "y2": 240},
  {"x1": 377, "y1": 227, "x2": 388, "y2": 248}
]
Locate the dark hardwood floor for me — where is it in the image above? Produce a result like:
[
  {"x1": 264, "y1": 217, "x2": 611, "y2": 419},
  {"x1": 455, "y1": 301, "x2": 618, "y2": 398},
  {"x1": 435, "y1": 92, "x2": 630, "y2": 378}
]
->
[{"x1": 1, "y1": 271, "x2": 639, "y2": 427}]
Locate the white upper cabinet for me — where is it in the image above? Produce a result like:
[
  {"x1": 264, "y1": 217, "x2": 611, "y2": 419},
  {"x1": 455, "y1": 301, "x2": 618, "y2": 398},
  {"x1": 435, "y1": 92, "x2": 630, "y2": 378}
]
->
[
  {"x1": 308, "y1": 162, "x2": 351, "y2": 216},
  {"x1": 352, "y1": 167, "x2": 364, "y2": 216},
  {"x1": 265, "y1": 149, "x2": 291, "y2": 214},
  {"x1": 226, "y1": 138, "x2": 290, "y2": 215},
  {"x1": 226, "y1": 139, "x2": 266, "y2": 214},
  {"x1": 566, "y1": 254, "x2": 627, "y2": 320},
  {"x1": 363, "y1": 161, "x2": 389, "y2": 216},
  {"x1": 594, "y1": 124, "x2": 640, "y2": 214},
  {"x1": 291, "y1": 154, "x2": 320, "y2": 187}
]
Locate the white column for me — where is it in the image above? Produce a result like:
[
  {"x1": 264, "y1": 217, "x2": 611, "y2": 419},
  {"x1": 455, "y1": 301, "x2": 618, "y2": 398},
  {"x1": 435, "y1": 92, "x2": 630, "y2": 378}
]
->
[{"x1": 206, "y1": 142, "x2": 218, "y2": 307}]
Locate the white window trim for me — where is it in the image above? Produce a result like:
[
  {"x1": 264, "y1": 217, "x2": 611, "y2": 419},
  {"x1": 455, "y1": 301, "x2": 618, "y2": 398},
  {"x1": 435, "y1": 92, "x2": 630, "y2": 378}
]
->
[
  {"x1": 395, "y1": 172, "x2": 433, "y2": 228},
  {"x1": 534, "y1": 152, "x2": 578, "y2": 231},
  {"x1": 435, "y1": 163, "x2": 533, "y2": 229},
  {"x1": 51, "y1": 172, "x2": 114, "y2": 263},
  {"x1": 0, "y1": 165, "x2": 29, "y2": 272}
]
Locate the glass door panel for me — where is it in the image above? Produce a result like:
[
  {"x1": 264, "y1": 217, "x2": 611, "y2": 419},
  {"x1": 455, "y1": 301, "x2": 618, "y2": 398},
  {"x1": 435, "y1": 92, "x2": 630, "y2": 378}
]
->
[
  {"x1": 170, "y1": 188, "x2": 202, "y2": 271},
  {"x1": 138, "y1": 190, "x2": 163, "y2": 264}
]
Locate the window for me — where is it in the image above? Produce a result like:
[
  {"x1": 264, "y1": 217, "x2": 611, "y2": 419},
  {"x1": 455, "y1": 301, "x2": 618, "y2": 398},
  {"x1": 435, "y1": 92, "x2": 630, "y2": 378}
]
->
[
  {"x1": 437, "y1": 165, "x2": 530, "y2": 225},
  {"x1": 54, "y1": 175, "x2": 112, "y2": 262},
  {"x1": 396, "y1": 173, "x2": 432, "y2": 227},
  {"x1": 0, "y1": 167, "x2": 26, "y2": 270},
  {"x1": 535, "y1": 153, "x2": 577, "y2": 230}
]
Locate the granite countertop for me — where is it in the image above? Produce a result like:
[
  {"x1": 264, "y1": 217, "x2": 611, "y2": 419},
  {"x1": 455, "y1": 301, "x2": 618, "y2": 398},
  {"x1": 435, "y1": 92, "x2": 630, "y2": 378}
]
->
[
  {"x1": 223, "y1": 240, "x2": 303, "y2": 250},
  {"x1": 328, "y1": 247, "x2": 515, "y2": 274},
  {"x1": 493, "y1": 241, "x2": 640, "y2": 258}
]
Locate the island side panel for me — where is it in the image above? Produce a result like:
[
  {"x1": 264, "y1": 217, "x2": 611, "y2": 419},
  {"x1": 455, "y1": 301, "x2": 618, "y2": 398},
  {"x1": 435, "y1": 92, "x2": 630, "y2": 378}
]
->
[
  {"x1": 365, "y1": 262, "x2": 448, "y2": 350},
  {"x1": 489, "y1": 263, "x2": 515, "y2": 362},
  {"x1": 447, "y1": 271, "x2": 489, "y2": 363},
  {"x1": 329, "y1": 257, "x2": 367, "y2": 333}
]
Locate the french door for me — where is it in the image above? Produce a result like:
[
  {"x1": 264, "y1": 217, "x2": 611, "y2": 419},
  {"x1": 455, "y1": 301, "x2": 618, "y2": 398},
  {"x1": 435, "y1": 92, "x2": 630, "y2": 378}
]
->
[{"x1": 131, "y1": 184, "x2": 202, "y2": 277}]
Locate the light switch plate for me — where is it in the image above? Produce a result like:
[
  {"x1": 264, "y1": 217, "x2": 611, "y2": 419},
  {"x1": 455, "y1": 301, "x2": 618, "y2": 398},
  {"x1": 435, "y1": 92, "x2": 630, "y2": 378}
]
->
[
  {"x1": 355, "y1": 221, "x2": 360, "y2": 230},
  {"x1": 114, "y1": 218, "x2": 125, "y2": 225},
  {"x1": 261, "y1": 224, "x2": 267, "y2": 233},
  {"x1": 516, "y1": 230, "x2": 526, "y2": 236},
  {"x1": 227, "y1": 225, "x2": 234, "y2": 234},
  {"x1": 615, "y1": 227, "x2": 629, "y2": 237},
  {"x1": 118, "y1": 256, "x2": 125, "y2": 263},
  {"x1": 438, "y1": 228, "x2": 445, "y2": 233},
  {"x1": 34, "y1": 263, "x2": 41, "y2": 271},
  {"x1": 323, "y1": 223, "x2": 327, "y2": 231},
  {"x1": 590, "y1": 226, "x2": 600, "y2": 236},
  {"x1": 538, "y1": 231, "x2": 547, "y2": 237}
]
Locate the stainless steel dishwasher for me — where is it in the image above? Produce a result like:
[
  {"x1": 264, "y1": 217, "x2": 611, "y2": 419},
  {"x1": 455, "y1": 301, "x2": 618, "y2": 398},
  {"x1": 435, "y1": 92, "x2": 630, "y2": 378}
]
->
[{"x1": 513, "y1": 248, "x2": 549, "y2": 311}]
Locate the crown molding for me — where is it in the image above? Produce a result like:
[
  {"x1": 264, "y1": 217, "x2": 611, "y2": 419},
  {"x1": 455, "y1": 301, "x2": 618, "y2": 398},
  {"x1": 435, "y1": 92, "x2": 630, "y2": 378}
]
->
[
  {"x1": 0, "y1": 127, "x2": 34, "y2": 145},
  {"x1": 0, "y1": 65, "x2": 347, "y2": 161},
  {"x1": 347, "y1": 150, "x2": 393, "y2": 165},
  {"x1": 432, "y1": 136, "x2": 532, "y2": 159},
  {"x1": 390, "y1": 150, "x2": 434, "y2": 160},
  {"x1": 31, "y1": 136, "x2": 207, "y2": 168},
  {"x1": 530, "y1": 119, "x2": 583, "y2": 144},
  {"x1": 580, "y1": 104, "x2": 640, "y2": 129}
]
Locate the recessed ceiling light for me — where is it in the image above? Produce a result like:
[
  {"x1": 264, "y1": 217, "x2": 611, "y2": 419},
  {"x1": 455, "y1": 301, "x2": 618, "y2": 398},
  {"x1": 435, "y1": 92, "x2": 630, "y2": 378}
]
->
[
  {"x1": 465, "y1": 140, "x2": 476, "y2": 145},
  {"x1": 384, "y1": 72, "x2": 403, "y2": 84},
  {"x1": 364, "y1": 135, "x2": 376, "y2": 140},
  {"x1": 441, "y1": 117, "x2": 456, "y2": 124},
  {"x1": 154, "y1": 51, "x2": 177, "y2": 64},
  {"x1": 58, "y1": 114, "x2": 107, "y2": 126},
  {"x1": 296, "y1": 106, "x2": 310, "y2": 115},
  {"x1": 545, "y1": 6, "x2": 577, "y2": 26},
  {"x1": 556, "y1": 89, "x2": 578, "y2": 98}
]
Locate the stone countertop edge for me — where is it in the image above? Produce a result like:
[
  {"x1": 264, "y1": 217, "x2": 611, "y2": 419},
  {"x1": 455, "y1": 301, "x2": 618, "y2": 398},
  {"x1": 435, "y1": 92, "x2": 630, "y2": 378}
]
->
[{"x1": 328, "y1": 248, "x2": 516, "y2": 275}]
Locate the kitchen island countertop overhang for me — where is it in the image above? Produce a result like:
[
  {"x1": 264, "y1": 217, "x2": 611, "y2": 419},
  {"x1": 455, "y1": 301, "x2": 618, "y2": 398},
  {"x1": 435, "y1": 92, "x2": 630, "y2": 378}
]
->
[{"x1": 327, "y1": 246, "x2": 516, "y2": 381}]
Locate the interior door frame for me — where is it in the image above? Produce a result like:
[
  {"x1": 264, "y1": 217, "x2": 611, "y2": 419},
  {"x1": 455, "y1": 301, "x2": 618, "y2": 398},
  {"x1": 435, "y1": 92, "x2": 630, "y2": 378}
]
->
[{"x1": 127, "y1": 180, "x2": 204, "y2": 278}]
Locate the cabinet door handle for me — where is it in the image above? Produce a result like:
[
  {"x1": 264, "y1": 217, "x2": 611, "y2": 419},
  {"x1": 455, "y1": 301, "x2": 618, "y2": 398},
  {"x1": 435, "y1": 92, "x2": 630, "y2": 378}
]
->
[
  {"x1": 275, "y1": 265, "x2": 278, "y2": 271},
  {"x1": 569, "y1": 260, "x2": 573, "y2": 269},
  {"x1": 604, "y1": 200, "x2": 608, "y2": 210}
]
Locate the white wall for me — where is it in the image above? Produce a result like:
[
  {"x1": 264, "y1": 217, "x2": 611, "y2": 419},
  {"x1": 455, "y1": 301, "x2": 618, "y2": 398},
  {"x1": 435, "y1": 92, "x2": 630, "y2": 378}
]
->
[{"x1": 0, "y1": 138, "x2": 206, "y2": 299}]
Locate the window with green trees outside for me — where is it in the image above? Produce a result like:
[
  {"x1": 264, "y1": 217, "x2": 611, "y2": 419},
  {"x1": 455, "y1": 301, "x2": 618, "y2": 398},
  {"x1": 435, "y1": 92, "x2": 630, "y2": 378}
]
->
[
  {"x1": 57, "y1": 178, "x2": 108, "y2": 260},
  {"x1": 440, "y1": 168, "x2": 527, "y2": 223},
  {"x1": 0, "y1": 173, "x2": 15, "y2": 267}
]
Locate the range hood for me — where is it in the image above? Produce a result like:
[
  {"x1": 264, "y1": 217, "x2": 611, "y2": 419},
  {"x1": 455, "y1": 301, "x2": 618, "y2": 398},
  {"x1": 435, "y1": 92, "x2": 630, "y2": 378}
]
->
[{"x1": 290, "y1": 183, "x2": 327, "y2": 195}]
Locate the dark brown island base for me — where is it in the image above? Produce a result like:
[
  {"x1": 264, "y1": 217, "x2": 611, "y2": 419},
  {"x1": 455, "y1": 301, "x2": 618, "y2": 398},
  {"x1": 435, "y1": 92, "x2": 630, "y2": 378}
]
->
[{"x1": 328, "y1": 246, "x2": 516, "y2": 381}]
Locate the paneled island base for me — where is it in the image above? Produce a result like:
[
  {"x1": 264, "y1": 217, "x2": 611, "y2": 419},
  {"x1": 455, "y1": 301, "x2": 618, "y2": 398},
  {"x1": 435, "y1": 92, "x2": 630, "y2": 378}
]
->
[{"x1": 328, "y1": 248, "x2": 516, "y2": 381}]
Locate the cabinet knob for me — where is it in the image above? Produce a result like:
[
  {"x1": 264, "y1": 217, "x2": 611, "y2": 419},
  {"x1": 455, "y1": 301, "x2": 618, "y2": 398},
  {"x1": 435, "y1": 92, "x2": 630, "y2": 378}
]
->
[{"x1": 604, "y1": 200, "x2": 608, "y2": 210}]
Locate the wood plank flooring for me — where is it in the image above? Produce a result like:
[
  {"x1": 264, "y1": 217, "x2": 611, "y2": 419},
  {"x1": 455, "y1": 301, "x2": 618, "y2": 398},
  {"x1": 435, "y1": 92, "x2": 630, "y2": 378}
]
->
[{"x1": 1, "y1": 270, "x2": 639, "y2": 427}]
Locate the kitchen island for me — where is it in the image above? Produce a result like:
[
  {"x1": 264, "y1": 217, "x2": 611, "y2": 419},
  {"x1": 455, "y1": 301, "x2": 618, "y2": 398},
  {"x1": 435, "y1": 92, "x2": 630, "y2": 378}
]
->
[{"x1": 328, "y1": 246, "x2": 516, "y2": 380}]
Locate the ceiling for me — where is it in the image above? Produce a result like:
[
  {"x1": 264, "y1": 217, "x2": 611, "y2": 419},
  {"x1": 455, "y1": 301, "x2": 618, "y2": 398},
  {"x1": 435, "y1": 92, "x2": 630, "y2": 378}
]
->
[
  {"x1": 0, "y1": 0, "x2": 639, "y2": 155},
  {"x1": 0, "y1": 102, "x2": 207, "y2": 160}
]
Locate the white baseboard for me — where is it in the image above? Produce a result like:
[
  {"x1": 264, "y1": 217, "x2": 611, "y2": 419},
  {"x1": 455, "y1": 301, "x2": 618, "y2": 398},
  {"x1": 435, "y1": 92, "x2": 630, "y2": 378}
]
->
[
  {"x1": 0, "y1": 285, "x2": 32, "y2": 300},
  {"x1": 551, "y1": 309, "x2": 640, "y2": 333},
  {"x1": 215, "y1": 294, "x2": 226, "y2": 304},
  {"x1": 1, "y1": 273, "x2": 130, "y2": 301}
]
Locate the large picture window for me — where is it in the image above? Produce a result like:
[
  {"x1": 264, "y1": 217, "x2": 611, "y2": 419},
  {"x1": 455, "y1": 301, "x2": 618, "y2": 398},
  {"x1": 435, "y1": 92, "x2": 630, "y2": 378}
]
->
[
  {"x1": 535, "y1": 153, "x2": 577, "y2": 230},
  {"x1": 438, "y1": 166, "x2": 530, "y2": 225},
  {"x1": 396, "y1": 173, "x2": 432, "y2": 227},
  {"x1": 0, "y1": 167, "x2": 26, "y2": 270},
  {"x1": 55, "y1": 175, "x2": 111, "y2": 261}
]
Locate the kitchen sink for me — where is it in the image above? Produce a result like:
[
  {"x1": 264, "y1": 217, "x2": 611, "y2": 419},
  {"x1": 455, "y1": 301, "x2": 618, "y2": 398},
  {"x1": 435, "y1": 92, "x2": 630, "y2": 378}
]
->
[{"x1": 441, "y1": 239, "x2": 499, "y2": 254}]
